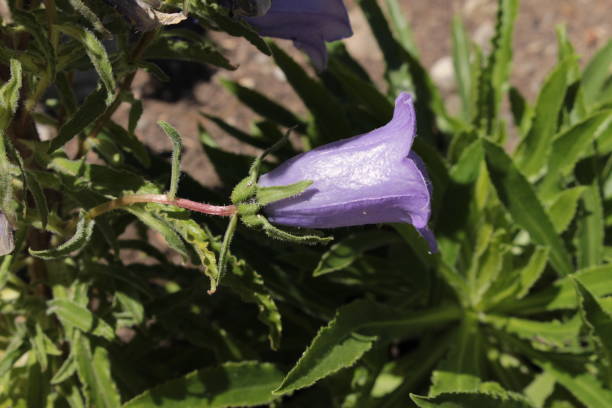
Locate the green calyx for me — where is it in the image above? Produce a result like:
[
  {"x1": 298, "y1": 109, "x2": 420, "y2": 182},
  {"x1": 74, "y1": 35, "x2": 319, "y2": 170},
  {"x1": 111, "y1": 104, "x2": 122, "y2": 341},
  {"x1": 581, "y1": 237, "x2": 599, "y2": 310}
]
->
[{"x1": 217, "y1": 129, "x2": 332, "y2": 283}]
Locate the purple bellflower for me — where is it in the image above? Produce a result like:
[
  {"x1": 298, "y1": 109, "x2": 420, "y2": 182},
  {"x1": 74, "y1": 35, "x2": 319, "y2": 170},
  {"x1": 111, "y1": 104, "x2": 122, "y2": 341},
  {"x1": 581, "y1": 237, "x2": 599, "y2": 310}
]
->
[
  {"x1": 258, "y1": 93, "x2": 437, "y2": 252},
  {"x1": 245, "y1": 0, "x2": 353, "y2": 70}
]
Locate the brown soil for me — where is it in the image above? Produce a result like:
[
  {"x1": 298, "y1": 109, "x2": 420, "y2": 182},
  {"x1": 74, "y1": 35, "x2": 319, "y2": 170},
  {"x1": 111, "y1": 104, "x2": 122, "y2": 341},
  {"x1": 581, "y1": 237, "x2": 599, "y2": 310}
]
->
[{"x1": 122, "y1": 0, "x2": 611, "y2": 189}]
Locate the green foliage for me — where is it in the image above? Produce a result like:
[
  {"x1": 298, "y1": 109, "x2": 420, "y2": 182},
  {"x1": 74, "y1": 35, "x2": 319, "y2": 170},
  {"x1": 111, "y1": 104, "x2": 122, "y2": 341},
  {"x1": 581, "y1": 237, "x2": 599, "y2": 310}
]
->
[{"x1": 0, "y1": 0, "x2": 610, "y2": 407}]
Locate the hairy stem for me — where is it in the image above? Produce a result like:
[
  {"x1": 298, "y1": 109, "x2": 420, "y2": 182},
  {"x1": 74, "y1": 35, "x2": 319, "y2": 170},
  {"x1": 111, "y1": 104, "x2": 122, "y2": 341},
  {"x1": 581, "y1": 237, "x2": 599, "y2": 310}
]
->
[{"x1": 87, "y1": 194, "x2": 237, "y2": 219}]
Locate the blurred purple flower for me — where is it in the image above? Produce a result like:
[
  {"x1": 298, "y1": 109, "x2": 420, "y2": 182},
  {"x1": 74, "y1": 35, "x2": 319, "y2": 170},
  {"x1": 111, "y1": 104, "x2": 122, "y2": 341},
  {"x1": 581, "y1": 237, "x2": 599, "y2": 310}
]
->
[
  {"x1": 245, "y1": 0, "x2": 352, "y2": 70},
  {"x1": 258, "y1": 93, "x2": 437, "y2": 252}
]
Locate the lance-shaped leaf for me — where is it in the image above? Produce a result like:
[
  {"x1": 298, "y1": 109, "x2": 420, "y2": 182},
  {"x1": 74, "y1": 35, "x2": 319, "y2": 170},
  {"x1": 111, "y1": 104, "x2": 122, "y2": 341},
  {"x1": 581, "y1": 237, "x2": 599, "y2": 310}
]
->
[
  {"x1": 582, "y1": 40, "x2": 612, "y2": 105},
  {"x1": 483, "y1": 140, "x2": 573, "y2": 277},
  {"x1": 74, "y1": 335, "x2": 121, "y2": 408},
  {"x1": 123, "y1": 361, "x2": 283, "y2": 408},
  {"x1": 55, "y1": 24, "x2": 115, "y2": 102},
  {"x1": 429, "y1": 316, "x2": 484, "y2": 396},
  {"x1": 515, "y1": 58, "x2": 572, "y2": 177},
  {"x1": 47, "y1": 299, "x2": 115, "y2": 341},
  {"x1": 313, "y1": 230, "x2": 399, "y2": 277},
  {"x1": 157, "y1": 121, "x2": 183, "y2": 200},
  {"x1": 412, "y1": 389, "x2": 534, "y2": 408},
  {"x1": 0, "y1": 59, "x2": 22, "y2": 219},
  {"x1": 29, "y1": 212, "x2": 95, "y2": 260},
  {"x1": 274, "y1": 300, "x2": 461, "y2": 395},
  {"x1": 574, "y1": 278, "x2": 612, "y2": 374}
]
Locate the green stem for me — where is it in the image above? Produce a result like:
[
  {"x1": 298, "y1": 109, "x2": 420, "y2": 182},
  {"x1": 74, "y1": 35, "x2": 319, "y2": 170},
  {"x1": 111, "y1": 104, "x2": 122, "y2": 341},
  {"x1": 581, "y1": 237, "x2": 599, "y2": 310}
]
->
[
  {"x1": 216, "y1": 214, "x2": 239, "y2": 292},
  {"x1": 87, "y1": 194, "x2": 236, "y2": 219}
]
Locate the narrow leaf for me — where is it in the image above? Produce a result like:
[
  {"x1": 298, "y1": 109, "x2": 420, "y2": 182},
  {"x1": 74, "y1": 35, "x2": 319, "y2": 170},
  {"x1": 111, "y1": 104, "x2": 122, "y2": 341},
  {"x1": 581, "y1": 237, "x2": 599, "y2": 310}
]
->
[
  {"x1": 583, "y1": 40, "x2": 612, "y2": 105},
  {"x1": 157, "y1": 121, "x2": 182, "y2": 200},
  {"x1": 29, "y1": 212, "x2": 95, "y2": 260},
  {"x1": 275, "y1": 300, "x2": 461, "y2": 395},
  {"x1": 516, "y1": 59, "x2": 573, "y2": 176},
  {"x1": 47, "y1": 299, "x2": 115, "y2": 341},
  {"x1": 313, "y1": 230, "x2": 399, "y2": 277},
  {"x1": 75, "y1": 336, "x2": 122, "y2": 408},
  {"x1": 55, "y1": 24, "x2": 116, "y2": 101},
  {"x1": 124, "y1": 362, "x2": 283, "y2": 408},
  {"x1": 412, "y1": 390, "x2": 534, "y2": 408},
  {"x1": 483, "y1": 140, "x2": 573, "y2": 277}
]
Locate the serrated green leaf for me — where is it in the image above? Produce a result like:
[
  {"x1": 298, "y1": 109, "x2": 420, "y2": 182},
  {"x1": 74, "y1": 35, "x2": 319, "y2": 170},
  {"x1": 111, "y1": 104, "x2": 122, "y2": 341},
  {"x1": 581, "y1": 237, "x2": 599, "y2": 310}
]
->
[
  {"x1": 574, "y1": 279, "x2": 612, "y2": 376},
  {"x1": 49, "y1": 87, "x2": 107, "y2": 152},
  {"x1": 539, "y1": 362, "x2": 612, "y2": 408},
  {"x1": 575, "y1": 182, "x2": 605, "y2": 269},
  {"x1": 452, "y1": 15, "x2": 474, "y2": 122},
  {"x1": 546, "y1": 187, "x2": 586, "y2": 233},
  {"x1": 524, "y1": 372, "x2": 555, "y2": 408},
  {"x1": 51, "y1": 354, "x2": 77, "y2": 385},
  {"x1": 516, "y1": 246, "x2": 550, "y2": 299},
  {"x1": 12, "y1": 10, "x2": 56, "y2": 79},
  {"x1": 55, "y1": 24, "x2": 115, "y2": 102},
  {"x1": 412, "y1": 390, "x2": 534, "y2": 408},
  {"x1": 123, "y1": 361, "x2": 283, "y2": 408},
  {"x1": 153, "y1": 207, "x2": 219, "y2": 293},
  {"x1": 476, "y1": 0, "x2": 519, "y2": 135},
  {"x1": 502, "y1": 264, "x2": 612, "y2": 314},
  {"x1": 483, "y1": 140, "x2": 573, "y2": 277},
  {"x1": 47, "y1": 299, "x2": 115, "y2": 341},
  {"x1": 0, "y1": 59, "x2": 22, "y2": 218},
  {"x1": 484, "y1": 313, "x2": 582, "y2": 350},
  {"x1": 30, "y1": 212, "x2": 95, "y2": 259},
  {"x1": 313, "y1": 230, "x2": 399, "y2": 277},
  {"x1": 541, "y1": 110, "x2": 612, "y2": 197},
  {"x1": 515, "y1": 59, "x2": 572, "y2": 176},
  {"x1": 0, "y1": 329, "x2": 26, "y2": 377},
  {"x1": 583, "y1": 40, "x2": 612, "y2": 105},
  {"x1": 275, "y1": 300, "x2": 461, "y2": 395},
  {"x1": 75, "y1": 335, "x2": 122, "y2": 408},
  {"x1": 222, "y1": 255, "x2": 282, "y2": 350},
  {"x1": 430, "y1": 317, "x2": 483, "y2": 396}
]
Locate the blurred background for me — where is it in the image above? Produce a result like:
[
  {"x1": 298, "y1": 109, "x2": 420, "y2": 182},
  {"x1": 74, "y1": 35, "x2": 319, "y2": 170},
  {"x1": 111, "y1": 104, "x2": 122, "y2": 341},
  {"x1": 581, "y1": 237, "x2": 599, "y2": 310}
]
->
[{"x1": 112, "y1": 0, "x2": 611, "y2": 189}]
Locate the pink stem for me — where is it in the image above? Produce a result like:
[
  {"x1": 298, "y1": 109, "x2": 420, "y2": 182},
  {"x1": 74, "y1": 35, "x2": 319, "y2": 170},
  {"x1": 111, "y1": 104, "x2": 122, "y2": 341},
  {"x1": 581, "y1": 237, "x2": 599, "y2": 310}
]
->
[{"x1": 88, "y1": 194, "x2": 237, "y2": 218}]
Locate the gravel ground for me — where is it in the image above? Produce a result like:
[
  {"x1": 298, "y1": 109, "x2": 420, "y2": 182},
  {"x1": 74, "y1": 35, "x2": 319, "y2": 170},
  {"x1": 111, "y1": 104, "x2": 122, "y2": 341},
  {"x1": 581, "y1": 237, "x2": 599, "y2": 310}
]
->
[{"x1": 120, "y1": 0, "x2": 611, "y2": 189}]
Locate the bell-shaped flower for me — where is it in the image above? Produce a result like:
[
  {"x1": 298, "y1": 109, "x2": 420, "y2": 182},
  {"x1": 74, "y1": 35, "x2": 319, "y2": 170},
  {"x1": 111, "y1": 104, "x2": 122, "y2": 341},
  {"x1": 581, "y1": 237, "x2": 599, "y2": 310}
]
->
[
  {"x1": 258, "y1": 93, "x2": 437, "y2": 251},
  {"x1": 245, "y1": 0, "x2": 353, "y2": 70}
]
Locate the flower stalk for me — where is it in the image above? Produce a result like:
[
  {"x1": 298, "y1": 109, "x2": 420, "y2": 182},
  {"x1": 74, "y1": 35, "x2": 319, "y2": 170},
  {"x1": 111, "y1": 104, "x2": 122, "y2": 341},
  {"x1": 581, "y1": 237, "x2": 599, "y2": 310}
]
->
[{"x1": 87, "y1": 194, "x2": 237, "y2": 219}]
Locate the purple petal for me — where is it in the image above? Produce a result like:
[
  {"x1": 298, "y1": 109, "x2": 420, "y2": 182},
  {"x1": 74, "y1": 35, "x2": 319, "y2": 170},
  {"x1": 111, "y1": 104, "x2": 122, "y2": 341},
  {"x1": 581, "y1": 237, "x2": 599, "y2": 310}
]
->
[
  {"x1": 258, "y1": 93, "x2": 436, "y2": 251},
  {"x1": 245, "y1": 0, "x2": 352, "y2": 70}
]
